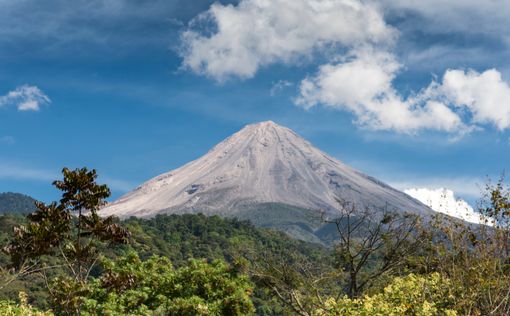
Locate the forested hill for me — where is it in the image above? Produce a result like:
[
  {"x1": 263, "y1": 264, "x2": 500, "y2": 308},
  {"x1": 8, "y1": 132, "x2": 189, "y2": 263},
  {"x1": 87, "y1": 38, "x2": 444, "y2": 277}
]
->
[
  {"x1": 123, "y1": 214, "x2": 330, "y2": 266},
  {"x1": 0, "y1": 213, "x2": 332, "y2": 312},
  {"x1": 0, "y1": 192, "x2": 37, "y2": 214}
]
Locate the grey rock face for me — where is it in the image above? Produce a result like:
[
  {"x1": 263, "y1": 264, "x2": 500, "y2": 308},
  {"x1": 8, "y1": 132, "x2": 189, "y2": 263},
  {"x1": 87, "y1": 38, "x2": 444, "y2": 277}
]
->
[{"x1": 101, "y1": 121, "x2": 432, "y2": 219}]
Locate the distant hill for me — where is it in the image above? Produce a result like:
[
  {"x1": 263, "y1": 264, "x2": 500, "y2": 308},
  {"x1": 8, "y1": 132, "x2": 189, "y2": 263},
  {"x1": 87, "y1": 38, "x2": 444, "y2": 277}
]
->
[{"x1": 0, "y1": 192, "x2": 37, "y2": 214}]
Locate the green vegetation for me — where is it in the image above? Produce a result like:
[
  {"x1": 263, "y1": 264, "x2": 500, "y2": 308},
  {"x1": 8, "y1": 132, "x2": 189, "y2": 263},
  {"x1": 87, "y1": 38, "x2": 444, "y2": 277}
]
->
[
  {"x1": 1, "y1": 169, "x2": 510, "y2": 315},
  {"x1": 122, "y1": 213, "x2": 329, "y2": 266},
  {"x1": 315, "y1": 273, "x2": 457, "y2": 316},
  {"x1": 0, "y1": 212, "x2": 332, "y2": 314},
  {"x1": 3, "y1": 168, "x2": 130, "y2": 314},
  {"x1": 82, "y1": 253, "x2": 254, "y2": 315},
  {"x1": 0, "y1": 292, "x2": 52, "y2": 316}
]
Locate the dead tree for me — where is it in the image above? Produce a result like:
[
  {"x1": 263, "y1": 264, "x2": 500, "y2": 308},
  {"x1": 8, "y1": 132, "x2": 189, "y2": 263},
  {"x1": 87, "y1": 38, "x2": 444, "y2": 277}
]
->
[{"x1": 324, "y1": 199, "x2": 425, "y2": 298}]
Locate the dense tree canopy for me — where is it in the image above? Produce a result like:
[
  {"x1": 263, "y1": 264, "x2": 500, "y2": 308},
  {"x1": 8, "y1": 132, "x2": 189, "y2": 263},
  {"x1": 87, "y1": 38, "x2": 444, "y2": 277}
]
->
[{"x1": 82, "y1": 253, "x2": 255, "y2": 315}]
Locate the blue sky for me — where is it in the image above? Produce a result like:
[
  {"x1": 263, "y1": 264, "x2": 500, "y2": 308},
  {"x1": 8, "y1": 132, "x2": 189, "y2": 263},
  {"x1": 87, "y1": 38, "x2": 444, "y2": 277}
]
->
[{"x1": 0, "y1": 0, "x2": 509, "y2": 207}]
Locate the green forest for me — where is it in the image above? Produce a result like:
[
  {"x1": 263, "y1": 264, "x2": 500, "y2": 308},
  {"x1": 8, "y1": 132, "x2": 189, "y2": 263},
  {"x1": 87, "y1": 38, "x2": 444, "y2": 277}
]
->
[{"x1": 1, "y1": 168, "x2": 510, "y2": 315}]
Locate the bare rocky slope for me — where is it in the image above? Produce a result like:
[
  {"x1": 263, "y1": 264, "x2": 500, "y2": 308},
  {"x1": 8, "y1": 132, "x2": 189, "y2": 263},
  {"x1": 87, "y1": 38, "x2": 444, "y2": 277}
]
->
[{"x1": 101, "y1": 121, "x2": 433, "y2": 242}]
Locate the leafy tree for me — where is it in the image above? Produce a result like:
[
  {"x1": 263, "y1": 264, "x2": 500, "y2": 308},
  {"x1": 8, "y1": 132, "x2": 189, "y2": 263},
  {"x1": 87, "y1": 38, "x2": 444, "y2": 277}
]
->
[
  {"x1": 315, "y1": 273, "x2": 457, "y2": 316},
  {"x1": 3, "y1": 167, "x2": 130, "y2": 314},
  {"x1": 81, "y1": 252, "x2": 255, "y2": 315},
  {"x1": 249, "y1": 250, "x2": 337, "y2": 316}
]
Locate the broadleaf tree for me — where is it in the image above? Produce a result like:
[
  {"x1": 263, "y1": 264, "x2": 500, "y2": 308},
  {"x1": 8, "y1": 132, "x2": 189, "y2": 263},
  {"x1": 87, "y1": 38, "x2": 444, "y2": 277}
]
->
[{"x1": 3, "y1": 167, "x2": 130, "y2": 314}]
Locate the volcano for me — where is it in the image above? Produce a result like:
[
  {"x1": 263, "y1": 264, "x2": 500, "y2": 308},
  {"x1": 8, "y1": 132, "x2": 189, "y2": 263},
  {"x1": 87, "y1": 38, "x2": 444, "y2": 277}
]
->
[{"x1": 101, "y1": 121, "x2": 432, "y2": 242}]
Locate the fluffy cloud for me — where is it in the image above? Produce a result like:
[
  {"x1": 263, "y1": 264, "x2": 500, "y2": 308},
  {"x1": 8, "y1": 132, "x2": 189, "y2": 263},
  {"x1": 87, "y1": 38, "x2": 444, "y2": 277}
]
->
[
  {"x1": 296, "y1": 49, "x2": 465, "y2": 133},
  {"x1": 0, "y1": 85, "x2": 51, "y2": 111},
  {"x1": 180, "y1": 0, "x2": 395, "y2": 81},
  {"x1": 297, "y1": 54, "x2": 510, "y2": 133},
  {"x1": 441, "y1": 69, "x2": 510, "y2": 130},
  {"x1": 404, "y1": 187, "x2": 488, "y2": 224}
]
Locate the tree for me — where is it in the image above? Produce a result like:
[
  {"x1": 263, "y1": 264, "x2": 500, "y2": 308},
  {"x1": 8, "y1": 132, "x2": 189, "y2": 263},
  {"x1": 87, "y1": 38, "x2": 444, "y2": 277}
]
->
[
  {"x1": 3, "y1": 167, "x2": 130, "y2": 314},
  {"x1": 81, "y1": 252, "x2": 255, "y2": 315},
  {"x1": 315, "y1": 273, "x2": 457, "y2": 316},
  {"x1": 249, "y1": 250, "x2": 337, "y2": 316},
  {"x1": 251, "y1": 200, "x2": 426, "y2": 315},
  {"x1": 324, "y1": 200, "x2": 425, "y2": 298}
]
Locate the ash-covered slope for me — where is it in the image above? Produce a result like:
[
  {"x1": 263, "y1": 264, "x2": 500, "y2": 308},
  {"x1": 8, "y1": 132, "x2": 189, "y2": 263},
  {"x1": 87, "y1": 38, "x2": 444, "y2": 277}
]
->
[{"x1": 101, "y1": 121, "x2": 431, "y2": 221}]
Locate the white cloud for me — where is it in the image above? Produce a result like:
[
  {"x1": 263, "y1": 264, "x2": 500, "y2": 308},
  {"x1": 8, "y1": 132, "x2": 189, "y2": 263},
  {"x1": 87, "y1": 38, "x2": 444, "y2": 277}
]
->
[
  {"x1": 441, "y1": 69, "x2": 510, "y2": 130},
  {"x1": 0, "y1": 0, "x2": 180, "y2": 51},
  {"x1": 297, "y1": 51, "x2": 510, "y2": 133},
  {"x1": 405, "y1": 187, "x2": 489, "y2": 225},
  {"x1": 296, "y1": 49, "x2": 465, "y2": 133},
  {"x1": 180, "y1": 0, "x2": 395, "y2": 81},
  {"x1": 0, "y1": 160, "x2": 135, "y2": 193},
  {"x1": 100, "y1": 175, "x2": 137, "y2": 192},
  {"x1": 0, "y1": 162, "x2": 57, "y2": 182},
  {"x1": 0, "y1": 85, "x2": 51, "y2": 111}
]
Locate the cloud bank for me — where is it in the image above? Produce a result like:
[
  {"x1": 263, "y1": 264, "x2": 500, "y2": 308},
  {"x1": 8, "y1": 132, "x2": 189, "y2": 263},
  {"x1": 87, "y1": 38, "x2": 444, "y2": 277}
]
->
[
  {"x1": 180, "y1": 0, "x2": 510, "y2": 135},
  {"x1": 405, "y1": 187, "x2": 486, "y2": 224},
  {"x1": 0, "y1": 85, "x2": 51, "y2": 111},
  {"x1": 297, "y1": 56, "x2": 510, "y2": 133}
]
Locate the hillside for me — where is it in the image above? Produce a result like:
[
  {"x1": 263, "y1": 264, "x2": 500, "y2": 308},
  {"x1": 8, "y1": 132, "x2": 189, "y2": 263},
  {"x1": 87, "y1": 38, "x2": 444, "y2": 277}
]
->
[{"x1": 0, "y1": 192, "x2": 37, "y2": 214}]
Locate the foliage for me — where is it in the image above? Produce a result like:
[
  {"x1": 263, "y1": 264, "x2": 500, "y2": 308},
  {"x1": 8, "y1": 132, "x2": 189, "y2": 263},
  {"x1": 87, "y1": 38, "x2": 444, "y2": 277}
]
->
[
  {"x1": 2, "y1": 167, "x2": 130, "y2": 314},
  {"x1": 123, "y1": 213, "x2": 329, "y2": 267},
  {"x1": 0, "y1": 214, "x2": 50, "y2": 308},
  {"x1": 0, "y1": 292, "x2": 53, "y2": 316},
  {"x1": 123, "y1": 214, "x2": 332, "y2": 315},
  {"x1": 251, "y1": 201, "x2": 427, "y2": 315},
  {"x1": 418, "y1": 177, "x2": 510, "y2": 316},
  {"x1": 315, "y1": 273, "x2": 457, "y2": 316},
  {"x1": 79, "y1": 252, "x2": 255, "y2": 315},
  {"x1": 1, "y1": 212, "x2": 328, "y2": 314}
]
